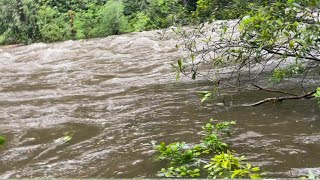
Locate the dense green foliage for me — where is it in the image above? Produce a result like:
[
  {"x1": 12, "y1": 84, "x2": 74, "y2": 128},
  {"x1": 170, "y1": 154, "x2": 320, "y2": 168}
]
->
[
  {"x1": 0, "y1": 0, "x2": 276, "y2": 44},
  {"x1": 123, "y1": 0, "x2": 190, "y2": 31},
  {"x1": 154, "y1": 120, "x2": 261, "y2": 178},
  {"x1": 0, "y1": 0, "x2": 129, "y2": 43},
  {"x1": 192, "y1": 0, "x2": 275, "y2": 22},
  {"x1": 0, "y1": 0, "x2": 189, "y2": 44}
]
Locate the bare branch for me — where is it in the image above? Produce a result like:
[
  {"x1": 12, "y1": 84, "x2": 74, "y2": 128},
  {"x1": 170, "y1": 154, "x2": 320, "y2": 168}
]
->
[
  {"x1": 243, "y1": 90, "x2": 316, "y2": 107},
  {"x1": 251, "y1": 83, "x2": 299, "y2": 96}
]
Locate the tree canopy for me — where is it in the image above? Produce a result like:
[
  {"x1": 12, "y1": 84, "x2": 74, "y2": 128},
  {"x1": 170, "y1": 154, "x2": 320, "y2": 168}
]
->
[
  {"x1": 0, "y1": 0, "x2": 275, "y2": 44},
  {"x1": 0, "y1": 0, "x2": 192, "y2": 44}
]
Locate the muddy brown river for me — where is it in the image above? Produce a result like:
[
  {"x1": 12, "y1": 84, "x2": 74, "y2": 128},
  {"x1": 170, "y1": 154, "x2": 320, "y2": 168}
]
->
[{"x1": 0, "y1": 29, "x2": 319, "y2": 178}]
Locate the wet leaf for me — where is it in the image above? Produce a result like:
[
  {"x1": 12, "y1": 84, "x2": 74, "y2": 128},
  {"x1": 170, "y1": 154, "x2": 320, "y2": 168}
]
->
[
  {"x1": 308, "y1": 170, "x2": 316, "y2": 180},
  {"x1": 251, "y1": 167, "x2": 260, "y2": 172},
  {"x1": 0, "y1": 136, "x2": 6, "y2": 145},
  {"x1": 289, "y1": 40, "x2": 295, "y2": 49},
  {"x1": 191, "y1": 54, "x2": 195, "y2": 62},
  {"x1": 222, "y1": 161, "x2": 230, "y2": 169},
  {"x1": 176, "y1": 71, "x2": 181, "y2": 81},
  {"x1": 177, "y1": 59, "x2": 183, "y2": 70},
  {"x1": 63, "y1": 135, "x2": 72, "y2": 143}
]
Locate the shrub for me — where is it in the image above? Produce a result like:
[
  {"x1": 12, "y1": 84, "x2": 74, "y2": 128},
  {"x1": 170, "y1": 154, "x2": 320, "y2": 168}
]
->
[
  {"x1": 154, "y1": 120, "x2": 261, "y2": 178},
  {"x1": 95, "y1": 0, "x2": 129, "y2": 36},
  {"x1": 37, "y1": 6, "x2": 71, "y2": 42},
  {"x1": 0, "y1": 0, "x2": 40, "y2": 44}
]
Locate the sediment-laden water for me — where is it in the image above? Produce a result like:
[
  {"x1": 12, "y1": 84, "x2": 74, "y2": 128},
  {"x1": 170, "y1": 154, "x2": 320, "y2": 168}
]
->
[{"x1": 0, "y1": 29, "x2": 319, "y2": 178}]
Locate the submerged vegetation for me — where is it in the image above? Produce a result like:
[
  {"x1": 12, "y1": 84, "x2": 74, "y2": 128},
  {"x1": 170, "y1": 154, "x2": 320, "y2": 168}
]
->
[
  {"x1": 154, "y1": 120, "x2": 261, "y2": 178},
  {"x1": 0, "y1": 135, "x2": 5, "y2": 145}
]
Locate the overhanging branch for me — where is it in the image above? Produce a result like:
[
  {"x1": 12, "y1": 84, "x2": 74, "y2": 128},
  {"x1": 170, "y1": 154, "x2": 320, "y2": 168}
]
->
[
  {"x1": 262, "y1": 47, "x2": 320, "y2": 62},
  {"x1": 243, "y1": 90, "x2": 316, "y2": 107},
  {"x1": 251, "y1": 83, "x2": 298, "y2": 96}
]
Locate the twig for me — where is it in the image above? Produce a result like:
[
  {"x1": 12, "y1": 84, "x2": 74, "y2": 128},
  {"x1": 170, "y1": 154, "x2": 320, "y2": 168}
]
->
[
  {"x1": 262, "y1": 47, "x2": 320, "y2": 62},
  {"x1": 251, "y1": 83, "x2": 299, "y2": 96}
]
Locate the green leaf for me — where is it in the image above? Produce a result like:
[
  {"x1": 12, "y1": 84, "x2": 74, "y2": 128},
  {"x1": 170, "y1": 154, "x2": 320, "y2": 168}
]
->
[
  {"x1": 308, "y1": 170, "x2": 316, "y2": 180},
  {"x1": 276, "y1": 19, "x2": 283, "y2": 26},
  {"x1": 204, "y1": 164, "x2": 212, "y2": 169},
  {"x1": 251, "y1": 167, "x2": 260, "y2": 172},
  {"x1": 250, "y1": 173, "x2": 261, "y2": 179},
  {"x1": 177, "y1": 59, "x2": 183, "y2": 70},
  {"x1": 223, "y1": 25, "x2": 227, "y2": 33},
  {"x1": 289, "y1": 40, "x2": 295, "y2": 49},
  {"x1": 0, "y1": 136, "x2": 6, "y2": 145},
  {"x1": 231, "y1": 169, "x2": 241, "y2": 179},
  {"x1": 222, "y1": 161, "x2": 230, "y2": 169},
  {"x1": 287, "y1": 0, "x2": 295, "y2": 4},
  {"x1": 200, "y1": 92, "x2": 212, "y2": 102},
  {"x1": 246, "y1": 163, "x2": 252, "y2": 169},
  {"x1": 233, "y1": 159, "x2": 240, "y2": 167},
  {"x1": 191, "y1": 54, "x2": 195, "y2": 62},
  {"x1": 63, "y1": 135, "x2": 72, "y2": 143},
  {"x1": 176, "y1": 71, "x2": 181, "y2": 81},
  {"x1": 284, "y1": 31, "x2": 290, "y2": 37},
  {"x1": 314, "y1": 87, "x2": 320, "y2": 97}
]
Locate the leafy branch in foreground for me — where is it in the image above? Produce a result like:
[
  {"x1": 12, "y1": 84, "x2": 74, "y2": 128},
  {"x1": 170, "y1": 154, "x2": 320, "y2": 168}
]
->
[
  {"x1": 204, "y1": 150, "x2": 260, "y2": 179},
  {"x1": 314, "y1": 87, "x2": 320, "y2": 106},
  {"x1": 173, "y1": 0, "x2": 320, "y2": 106},
  {"x1": 314, "y1": 87, "x2": 320, "y2": 98},
  {"x1": 154, "y1": 120, "x2": 261, "y2": 178}
]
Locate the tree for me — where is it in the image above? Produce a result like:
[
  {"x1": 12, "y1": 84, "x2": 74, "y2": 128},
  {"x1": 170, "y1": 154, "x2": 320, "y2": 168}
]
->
[
  {"x1": 0, "y1": 0, "x2": 40, "y2": 44},
  {"x1": 174, "y1": 0, "x2": 320, "y2": 106},
  {"x1": 123, "y1": 0, "x2": 189, "y2": 31},
  {"x1": 96, "y1": 0, "x2": 129, "y2": 36},
  {"x1": 0, "y1": 0, "x2": 195, "y2": 44}
]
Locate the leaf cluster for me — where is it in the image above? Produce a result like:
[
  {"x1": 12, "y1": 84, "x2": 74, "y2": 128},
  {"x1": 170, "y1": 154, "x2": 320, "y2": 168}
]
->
[
  {"x1": 154, "y1": 120, "x2": 261, "y2": 178},
  {"x1": 204, "y1": 151, "x2": 260, "y2": 179},
  {"x1": 270, "y1": 63, "x2": 305, "y2": 84},
  {"x1": 160, "y1": 166, "x2": 201, "y2": 177}
]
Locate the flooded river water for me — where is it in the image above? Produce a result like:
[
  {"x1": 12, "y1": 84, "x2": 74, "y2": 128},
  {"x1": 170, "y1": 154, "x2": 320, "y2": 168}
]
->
[{"x1": 0, "y1": 29, "x2": 319, "y2": 178}]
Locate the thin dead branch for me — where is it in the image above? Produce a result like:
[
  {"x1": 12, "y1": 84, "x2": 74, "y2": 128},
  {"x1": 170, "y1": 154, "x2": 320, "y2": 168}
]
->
[{"x1": 243, "y1": 90, "x2": 316, "y2": 107}]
